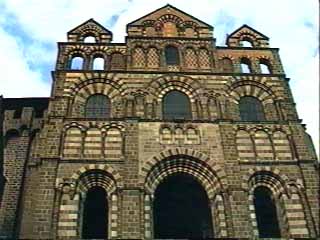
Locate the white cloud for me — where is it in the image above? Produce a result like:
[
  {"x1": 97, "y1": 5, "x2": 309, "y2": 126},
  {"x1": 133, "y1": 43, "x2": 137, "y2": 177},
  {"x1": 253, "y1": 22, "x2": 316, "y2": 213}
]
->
[
  {"x1": 0, "y1": 0, "x2": 318, "y2": 154},
  {"x1": 0, "y1": 28, "x2": 49, "y2": 97}
]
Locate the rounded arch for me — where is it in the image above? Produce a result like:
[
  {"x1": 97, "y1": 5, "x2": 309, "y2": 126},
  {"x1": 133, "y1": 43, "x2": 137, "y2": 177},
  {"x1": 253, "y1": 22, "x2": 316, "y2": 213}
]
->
[
  {"x1": 242, "y1": 167, "x2": 289, "y2": 196},
  {"x1": 228, "y1": 80, "x2": 276, "y2": 104},
  {"x1": 146, "y1": 75, "x2": 203, "y2": 103},
  {"x1": 4, "y1": 129, "x2": 20, "y2": 146},
  {"x1": 76, "y1": 169, "x2": 117, "y2": 195},
  {"x1": 77, "y1": 26, "x2": 103, "y2": 43},
  {"x1": 141, "y1": 148, "x2": 226, "y2": 199},
  {"x1": 71, "y1": 164, "x2": 123, "y2": 192},
  {"x1": 82, "y1": 33, "x2": 98, "y2": 43},
  {"x1": 70, "y1": 78, "x2": 125, "y2": 117},
  {"x1": 238, "y1": 34, "x2": 258, "y2": 47}
]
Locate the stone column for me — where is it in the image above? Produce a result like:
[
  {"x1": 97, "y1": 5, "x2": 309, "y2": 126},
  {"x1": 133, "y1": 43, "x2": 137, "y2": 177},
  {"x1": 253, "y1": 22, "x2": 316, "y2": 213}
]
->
[{"x1": 144, "y1": 194, "x2": 152, "y2": 239}]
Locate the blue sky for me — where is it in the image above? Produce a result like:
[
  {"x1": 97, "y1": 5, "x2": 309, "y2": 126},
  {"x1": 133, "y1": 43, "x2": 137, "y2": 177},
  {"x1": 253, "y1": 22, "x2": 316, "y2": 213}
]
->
[{"x1": 0, "y1": 0, "x2": 318, "y2": 153}]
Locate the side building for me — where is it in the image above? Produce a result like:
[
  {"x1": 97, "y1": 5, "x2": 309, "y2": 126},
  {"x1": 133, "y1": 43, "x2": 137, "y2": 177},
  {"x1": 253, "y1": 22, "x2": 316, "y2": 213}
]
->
[{"x1": 0, "y1": 5, "x2": 318, "y2": 239}]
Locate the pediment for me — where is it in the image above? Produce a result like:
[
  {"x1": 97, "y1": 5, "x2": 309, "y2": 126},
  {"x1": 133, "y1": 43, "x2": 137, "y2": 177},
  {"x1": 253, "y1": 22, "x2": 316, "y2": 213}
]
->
[
  {"x1": 227, "y1": 24, "x2": 269, "y2": 40},
  {"x1": 68, "y1": 18, "x2": 112, "y2": 36},
  {"x1": 127, "y1": 4, "x2": 213, "y2": 30}
]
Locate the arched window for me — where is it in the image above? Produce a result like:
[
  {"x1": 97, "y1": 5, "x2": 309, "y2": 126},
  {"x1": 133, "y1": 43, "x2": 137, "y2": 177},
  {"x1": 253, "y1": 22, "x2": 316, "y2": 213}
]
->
[
  {"x1": 92, "y1": 56, "x2": 105, "y2": 70},
  {"x1": 220, "y1": 57, "x2": 233, "y2": 72},
  {"x1": 240, "y1": 37, "x2": 253, "y2": 47},
  {"x1": 70, "y1": 56, "x2": 84, "y2": 70},
  {"x1": 259, "y1": 59, "x2": 272, "y2": 74},
  {"x1": 84, "y1": 35, "x2": 96, "y2": 43},
  {"x1": 163, "y1": 90, "x2": 191, "y2": 119},
  {"x1": 240, "y1": 58, "x2": 252, "y2": 73},
  {"x1": 239, "y1": 96, "x2": 265, "y2": 121},
  {"x1": 165, "y1": 46, "x2": 179, "y2": 65},
  {"x1": 85, "y1": 94, "x2": 110, "y2": 118},
  {"x1": 254, "y1": 186, "x2": 281, "y2": 238},
  {"x1": 82, "y1": 186, "x2": 108, "y2": 239}
]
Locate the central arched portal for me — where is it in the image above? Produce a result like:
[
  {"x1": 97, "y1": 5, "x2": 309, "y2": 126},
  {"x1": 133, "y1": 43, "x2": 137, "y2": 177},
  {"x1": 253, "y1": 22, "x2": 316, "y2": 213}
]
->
[{"x1": 153, "y1": 173, "x2": 214, "y2": 239}]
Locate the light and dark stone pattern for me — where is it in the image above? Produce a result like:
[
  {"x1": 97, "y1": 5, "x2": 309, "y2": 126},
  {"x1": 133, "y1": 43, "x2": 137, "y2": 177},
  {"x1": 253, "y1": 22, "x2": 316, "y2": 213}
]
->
[{"x1": 0, "y1": 4, "x2": 318, "y2": 239}]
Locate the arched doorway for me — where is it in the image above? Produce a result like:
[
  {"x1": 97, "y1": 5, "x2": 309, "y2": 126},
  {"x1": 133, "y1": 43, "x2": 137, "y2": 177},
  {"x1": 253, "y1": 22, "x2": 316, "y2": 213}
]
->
[
  {"x1": 254, "y1": 186, "x2": 281, "y2": 238},
  {"x1": 153, "y1": 173, "x2": 213, "y2": 239},
  {"x1": 82, "y1": 186, "x2": 108, "y2": 239}
]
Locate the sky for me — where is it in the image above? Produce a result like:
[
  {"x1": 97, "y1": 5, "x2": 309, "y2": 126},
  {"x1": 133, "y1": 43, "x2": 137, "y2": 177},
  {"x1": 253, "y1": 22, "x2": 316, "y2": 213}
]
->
[{"x1": 0, "y1": 0, "x2": 318, "y2": 154}]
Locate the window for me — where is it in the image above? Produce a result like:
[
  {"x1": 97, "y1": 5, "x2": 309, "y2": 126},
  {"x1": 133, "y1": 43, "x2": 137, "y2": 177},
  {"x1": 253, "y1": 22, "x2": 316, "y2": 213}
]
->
[
  {"x1": 163, "y1": 90, "x2": 191, "y2": 119},
  {"x1": 70, "y1": 56, "x2": 84, "y2": 70},
  {"x1": 85, "y1": 94, "x2": 110, "y2": 118},
  {"x1": 240, "y1": 37, "x2": 253, "y2": 47},
  {"x1": 84, "y1": 36, "x2": 96, "y2": 43},
  {"x1": 240, "y1": 58, "x2": 252, "y2": 73},
  {"x1": 254, "y1": 186, "x2": 281, "y2": 238},
  {"x1": 259, "y1": 59, "x2": 272, "y2": 74},
  {"x1": 92, "y1": 56, "x2": 105, "y2": 70},
  {"x1": 220, "y1": 57, "x2": 233, "y2": 72},
  {"x1": 239, "y1": 96, "x2": 265, "y2": 121},
  {"x1": 165, "y1": 46, "x2": 179, "y2": 65}
]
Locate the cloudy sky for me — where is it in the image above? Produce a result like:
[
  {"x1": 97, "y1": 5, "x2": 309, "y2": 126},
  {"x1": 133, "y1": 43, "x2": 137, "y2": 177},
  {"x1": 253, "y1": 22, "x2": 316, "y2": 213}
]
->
[{"x1": 0, "y1": 0, "x2": 318, "y2": 153}]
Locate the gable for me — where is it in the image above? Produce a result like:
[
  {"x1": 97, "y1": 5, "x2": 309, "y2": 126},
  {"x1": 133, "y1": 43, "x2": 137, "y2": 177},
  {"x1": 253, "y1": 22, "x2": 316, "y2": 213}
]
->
[
  {"x1": 227, "y1": 24, "x2": 269, "y2": 40},
  {"x1": 128, "y1": 4, "x2": 213, "y2": 29},
  {"x1": 67, "y1": 19, "x2": 113, "y2": 43},
  {"x1": 226, "y1": 24, "x2": 269, "y2": 47},
  {"x1": 127, "y1": 5, "x2": 213, "y2": 38}
]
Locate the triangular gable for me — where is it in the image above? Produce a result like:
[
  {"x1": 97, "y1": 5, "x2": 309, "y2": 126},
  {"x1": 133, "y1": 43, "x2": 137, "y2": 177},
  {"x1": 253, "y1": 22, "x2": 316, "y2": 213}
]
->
[
  {"x1": 127, "y1": 4, "x2": 213, "y2": 30},
  {"x1": 227, "y1": 24, "x2": 269, "y2": 40},
  {"x1": 68, "y1": 18, "x2": 112, "y2": 35}
]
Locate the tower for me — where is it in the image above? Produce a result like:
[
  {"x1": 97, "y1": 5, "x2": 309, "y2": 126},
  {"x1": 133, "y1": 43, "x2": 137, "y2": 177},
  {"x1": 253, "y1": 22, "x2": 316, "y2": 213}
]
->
[{"x1": 0, "y1": 5, "x2": 318, "y2": 239}]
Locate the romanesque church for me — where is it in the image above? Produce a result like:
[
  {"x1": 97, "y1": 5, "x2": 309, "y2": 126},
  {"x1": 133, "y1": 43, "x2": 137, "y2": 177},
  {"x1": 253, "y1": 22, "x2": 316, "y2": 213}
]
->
[{"x1": 0, "y1": 5, "x2": 318, "y2": 239}]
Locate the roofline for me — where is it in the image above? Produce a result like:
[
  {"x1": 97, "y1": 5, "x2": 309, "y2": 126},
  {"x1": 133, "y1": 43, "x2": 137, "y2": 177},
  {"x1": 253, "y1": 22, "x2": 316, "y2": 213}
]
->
[
  {"x1": 226, "y1": 24, "x2": 269, "y2": 41},
  {"x1": 67, "y1": 18, "x2": 112, "y2": 35},
  {"x1": 3, "y1": 97, "x2": 50, "y2": 100},
  {"x1": 126, "y1": 4, "x2": 213, "y2": 30}
]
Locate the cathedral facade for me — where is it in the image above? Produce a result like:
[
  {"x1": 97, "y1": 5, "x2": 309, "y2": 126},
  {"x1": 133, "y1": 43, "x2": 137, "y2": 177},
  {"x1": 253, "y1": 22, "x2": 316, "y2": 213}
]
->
[{"x1": 0, "y1": 5, "x2": 318, "y2": 239}]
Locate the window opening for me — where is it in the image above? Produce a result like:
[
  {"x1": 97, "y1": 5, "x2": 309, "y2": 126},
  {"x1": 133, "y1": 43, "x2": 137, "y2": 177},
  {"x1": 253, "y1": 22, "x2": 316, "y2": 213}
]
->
[
  {"x1": 85, "y1": 94, "x2": 110, "y2": 118},
  {"x1": 239, "y1": 96, "x2": 265, "y2": 121},
  {"x1": 254, "y1": 186, "x2": 281, "y2": 238},
  {"x1": 163, "y1": 90, "x2": 191, "y2": 119},
  {"x1": 165, "y1": 46, "x2": 179, "y2": 65},
  {"x1": 92, "y1": 57, "x2": 105, "y2": 70},
  {"x1": 70, "y1": 56, "x2": 84, "y2": 70}
]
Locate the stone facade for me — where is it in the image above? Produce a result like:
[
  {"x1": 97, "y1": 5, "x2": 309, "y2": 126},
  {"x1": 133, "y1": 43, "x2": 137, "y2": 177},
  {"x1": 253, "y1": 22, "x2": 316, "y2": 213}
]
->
[{"x1": 0, "y1": 4, "x2": 319, "y2": 239}]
